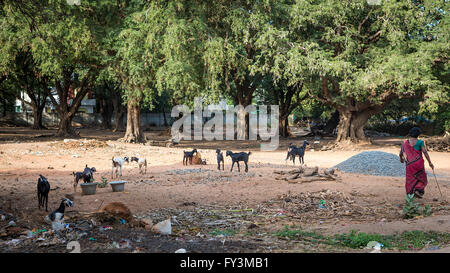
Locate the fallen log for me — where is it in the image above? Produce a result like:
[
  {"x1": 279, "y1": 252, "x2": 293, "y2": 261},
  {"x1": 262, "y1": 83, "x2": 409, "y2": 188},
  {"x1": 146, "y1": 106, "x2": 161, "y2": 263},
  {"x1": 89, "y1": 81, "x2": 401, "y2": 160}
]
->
[
  {"x1": 303, "y1": 166, "x2": 318, "y2": 177},
  {"x1": 287, "y1": 177, "x2": 335, "y2": 184}
]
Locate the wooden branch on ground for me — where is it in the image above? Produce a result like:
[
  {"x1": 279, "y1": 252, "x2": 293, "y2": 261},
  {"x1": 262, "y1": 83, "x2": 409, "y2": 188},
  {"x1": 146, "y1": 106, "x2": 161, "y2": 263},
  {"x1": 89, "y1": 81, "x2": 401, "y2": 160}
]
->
[{"x1": 275, "y1": 166, "x2": 339, "y2": 183}]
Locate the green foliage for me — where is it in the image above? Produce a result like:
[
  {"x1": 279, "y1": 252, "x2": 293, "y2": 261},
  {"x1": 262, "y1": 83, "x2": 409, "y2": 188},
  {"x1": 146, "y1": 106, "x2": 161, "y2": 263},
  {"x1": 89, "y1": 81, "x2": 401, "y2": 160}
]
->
[
  {"x1": 98, "y1": 176, "x2": 108, "y2": 188},
  {"x1": 112, "y1": 0, "x2": 206, "y2": 107},
  {"x1": 332, "y1": 230, "x2": 394, "y2": 249},
  {"x1": 274, "y1": 226, "x2": 327, "y2": 242},
  {"x1": 0, "y1": 0, "x2": 448, "y2": 137},
  {"x1": 402, "y1": 194, "x2": 433, "y2": 219},
  {"x1": 209, "y1": 228, "x2": 237, "y2": 237},
  {"x1": 274, "y1": 226, "x2": 450, "y2": 250}
]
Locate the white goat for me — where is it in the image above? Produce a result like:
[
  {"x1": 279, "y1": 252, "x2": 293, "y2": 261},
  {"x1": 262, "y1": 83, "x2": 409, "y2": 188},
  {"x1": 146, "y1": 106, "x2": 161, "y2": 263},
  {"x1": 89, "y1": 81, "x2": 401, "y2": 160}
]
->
[
  {"x1": 112, "y1": 156, "x2": 129, "y2": 178},
  {"x1": 131, "y1": 156, "x2": 147, "y2": 174}
]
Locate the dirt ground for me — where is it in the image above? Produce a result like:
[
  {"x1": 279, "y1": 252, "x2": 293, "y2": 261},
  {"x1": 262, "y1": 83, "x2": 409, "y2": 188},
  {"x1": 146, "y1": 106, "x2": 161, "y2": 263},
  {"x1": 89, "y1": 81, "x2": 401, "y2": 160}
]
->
[{"x1": 0, "y1": 126, "x2": 449, "y2": 253}]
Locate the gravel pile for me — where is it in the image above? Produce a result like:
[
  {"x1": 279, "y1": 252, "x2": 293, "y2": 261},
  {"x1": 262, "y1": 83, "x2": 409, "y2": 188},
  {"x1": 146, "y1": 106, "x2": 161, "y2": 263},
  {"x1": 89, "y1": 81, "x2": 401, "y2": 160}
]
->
[{"x1": 333, "y1": 151, "x2": 406, "y2": 177}]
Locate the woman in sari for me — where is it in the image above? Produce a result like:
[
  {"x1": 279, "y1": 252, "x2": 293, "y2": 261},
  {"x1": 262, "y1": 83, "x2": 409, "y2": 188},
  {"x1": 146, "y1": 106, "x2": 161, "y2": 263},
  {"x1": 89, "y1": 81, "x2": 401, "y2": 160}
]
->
[{"x1": 399, "y1": 127, "x2": 434, "y2": 198}]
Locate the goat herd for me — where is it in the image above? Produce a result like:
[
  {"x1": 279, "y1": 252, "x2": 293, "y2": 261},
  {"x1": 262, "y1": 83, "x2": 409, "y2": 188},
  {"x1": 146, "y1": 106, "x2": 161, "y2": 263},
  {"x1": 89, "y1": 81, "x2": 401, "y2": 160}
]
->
[{"x1": 34, "y1": 140, "x2": 310, "y2": 229}]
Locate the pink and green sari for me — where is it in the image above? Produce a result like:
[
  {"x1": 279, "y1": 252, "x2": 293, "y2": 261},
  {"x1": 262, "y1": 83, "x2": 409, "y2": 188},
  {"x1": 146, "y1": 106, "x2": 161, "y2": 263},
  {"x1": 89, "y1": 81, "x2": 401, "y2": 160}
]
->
[{"x1": 401, "y1": 140, "x2": 428, "y2": 195}]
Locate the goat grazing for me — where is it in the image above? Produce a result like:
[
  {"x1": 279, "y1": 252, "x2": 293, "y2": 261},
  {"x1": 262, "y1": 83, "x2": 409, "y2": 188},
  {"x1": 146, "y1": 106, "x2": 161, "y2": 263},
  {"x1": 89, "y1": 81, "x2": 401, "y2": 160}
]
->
[
  {"x1": 286, "y1": 140, "x2": 309, "y2": 165},
  {"x1": 73, "y1": 165, "x2": 97, "y2": 192},
  {"x1": 131, "y1": 156, "x2": 147, "y2": 174},
  {"x1": 216, "y1": 149, "x2": 224, "y2": 170},
  {"x1": 112, "y1": 157, "x2": 129, "y2": 178},
  {"x1": 45, "y1": 198, "x2": 74, "y2": 225},
  {"x1": 226, "y1": 151, "x2": 251, "y2": 172},
  {"x1": 37, "y1": 175, "x2": 50, "y2": 211},
  {"x1": 183, "y1": 149, "x2": 197, "y2": 165}
]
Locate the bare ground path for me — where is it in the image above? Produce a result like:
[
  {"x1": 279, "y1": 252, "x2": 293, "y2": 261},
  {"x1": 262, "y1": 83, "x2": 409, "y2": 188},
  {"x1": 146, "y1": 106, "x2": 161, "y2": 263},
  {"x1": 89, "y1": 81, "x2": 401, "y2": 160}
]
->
[{"x1": 0, "y1": 127, "x2": 449, "y2": 252}]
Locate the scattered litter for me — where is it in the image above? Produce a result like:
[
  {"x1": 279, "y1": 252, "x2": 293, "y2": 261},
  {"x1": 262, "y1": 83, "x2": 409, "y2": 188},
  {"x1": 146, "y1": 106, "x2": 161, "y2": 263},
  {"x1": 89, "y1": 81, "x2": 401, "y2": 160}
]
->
[
  {"x1": 427, "y1": 246, "x2": 440, "y2": 251},
  {"x1": 366, "y1": 241, "x2": 383, "y2": 253},
  {"x1": 99, "y1": 226, "x2": 113, "y2": 232},
  {"x1": 318, "y1": 200, "x2": 327, "y2": 209},
  {"x1": 152, "y1": 218, "x2": 172, "y2": 235},
  {"x1": 27, "y1": 230, "x2": 34, "y2": 238},
  {"x1": 52, "y1": 222, "x2": 66, "y2": 231},
  {"x1": 89, "y1": 237, "x2": 97, "y2": 241},
  {"x1": 8, "y1": 220, "x2": 16, "y2": 227},
  {"x1": 6, "y1": 239, "x2": 21, "y2": 246},
  {"x1": 112, "y1": 239, "x2": 131, "y2": 249},
  {"x1": 175, "y1": 248, "x2": 187, "y2": 253}
]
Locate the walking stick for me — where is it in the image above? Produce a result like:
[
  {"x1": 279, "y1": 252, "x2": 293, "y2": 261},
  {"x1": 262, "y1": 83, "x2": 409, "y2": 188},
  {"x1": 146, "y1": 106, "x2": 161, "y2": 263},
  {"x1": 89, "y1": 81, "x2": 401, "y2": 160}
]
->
[{"x1": 432, "y1": 169, "x2": 444, "y2": 200}]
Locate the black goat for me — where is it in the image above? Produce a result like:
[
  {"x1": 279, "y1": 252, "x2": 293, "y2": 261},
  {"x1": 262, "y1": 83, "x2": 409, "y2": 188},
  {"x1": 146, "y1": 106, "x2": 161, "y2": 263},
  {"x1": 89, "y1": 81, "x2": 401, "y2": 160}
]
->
[
  {"x1": 226, "y1": 151, "x2": 251, "y2": 172},
  {"x1": 37, "y1": 175, "x2": 50, "y2": 211},
  {"x1": 183, "y1": 149, "x2": 197, "y2": 165},
  {"x1": 45, "y1": 198, "x2": 74, "y2": 224},
  {"x1": 216, "y1": 149, "x2": 224, "y2": 170},
  {"x1": 73, "y1": 165, "x2": 97, "y2": 192},
  {"x1": 286, "y1": 140, "x2": 309, "y2": 165}
]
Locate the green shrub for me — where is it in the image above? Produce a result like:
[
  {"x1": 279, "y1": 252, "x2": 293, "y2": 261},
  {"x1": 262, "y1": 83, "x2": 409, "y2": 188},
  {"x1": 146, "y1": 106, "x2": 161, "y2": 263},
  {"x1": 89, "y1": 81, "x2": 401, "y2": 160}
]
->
[{"x1": 402, "y1": 194, "x2": 432, "y2": 219}]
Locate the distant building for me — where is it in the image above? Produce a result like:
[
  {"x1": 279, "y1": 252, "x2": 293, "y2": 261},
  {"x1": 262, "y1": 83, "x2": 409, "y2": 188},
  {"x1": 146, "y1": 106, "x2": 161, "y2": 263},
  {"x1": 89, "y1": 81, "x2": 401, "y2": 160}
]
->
[{"x1": 14, "y1": 88, "x2": 96, "y2": 114}]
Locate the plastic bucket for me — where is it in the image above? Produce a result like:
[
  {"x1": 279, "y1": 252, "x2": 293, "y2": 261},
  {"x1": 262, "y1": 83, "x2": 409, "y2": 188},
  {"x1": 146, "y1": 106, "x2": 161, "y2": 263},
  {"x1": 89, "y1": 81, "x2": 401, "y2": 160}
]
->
[
  {"x1": 80, "y1": 182, "x2": 98, "y2": 195},
  {"x1": 109, "y1": 181, "x2": 126, "y2": 192}
]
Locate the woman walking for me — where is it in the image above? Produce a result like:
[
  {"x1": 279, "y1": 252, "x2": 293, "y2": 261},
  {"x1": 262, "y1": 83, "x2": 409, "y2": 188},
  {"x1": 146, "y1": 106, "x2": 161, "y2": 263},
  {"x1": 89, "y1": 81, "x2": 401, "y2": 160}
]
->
[{"x1": 399, "y1": 127, "x2": 434, "y2": 198}]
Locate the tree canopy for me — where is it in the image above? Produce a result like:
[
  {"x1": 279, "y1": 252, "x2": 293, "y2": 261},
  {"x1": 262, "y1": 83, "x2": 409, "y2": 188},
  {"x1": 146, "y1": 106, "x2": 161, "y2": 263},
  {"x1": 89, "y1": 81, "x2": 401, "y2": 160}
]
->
[{"x1": 0, "y1": 0, "x2": 448, "y2": 141}]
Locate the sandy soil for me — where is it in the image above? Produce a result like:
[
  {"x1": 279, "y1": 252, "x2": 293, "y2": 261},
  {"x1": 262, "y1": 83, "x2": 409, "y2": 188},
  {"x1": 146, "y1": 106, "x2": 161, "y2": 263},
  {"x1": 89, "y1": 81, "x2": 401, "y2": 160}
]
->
[{"x1": 0, "y1": 127, "x2": 449, "y2": 252}]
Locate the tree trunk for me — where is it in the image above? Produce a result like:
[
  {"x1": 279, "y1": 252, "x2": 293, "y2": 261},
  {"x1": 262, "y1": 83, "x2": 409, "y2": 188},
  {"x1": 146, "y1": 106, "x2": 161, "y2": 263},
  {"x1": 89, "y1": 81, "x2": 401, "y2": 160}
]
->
[
  {"x1": 113, "y1": 109, "x2": 125, "y2": 132},
  {"x1": 323, "y1": 110, "x2": 339, "y2": 135},
  {"x1": 121, "y1": 100, "x2": 145, "y2": 143},
  {"x1": 236, "y1": 106, "x2": 251, "y2": 140},
  {"x1": 31, "y1": 105, "x2": 46, "y2": 130},
  {"x1": 2, "y1": 98, "x2": 7, "y2": 117},
  {"x1": 279, "y1": 115, "x2": 290, "y2": 138},
  {"x1": 336, "y1": 110, "x2": 372, "y2": 142},
  {"x1": 57, "y1": 113, "x2": 76, "y2": 137},
  {"x1": 111, "y1": 88, "x2": 125, "y2": 132},
  {"x1": 162, "y1": 105, "x2": 168, "y2": 127},
  {"x1": 99, "y1": 97, "x2": 112, "y2": 129}
]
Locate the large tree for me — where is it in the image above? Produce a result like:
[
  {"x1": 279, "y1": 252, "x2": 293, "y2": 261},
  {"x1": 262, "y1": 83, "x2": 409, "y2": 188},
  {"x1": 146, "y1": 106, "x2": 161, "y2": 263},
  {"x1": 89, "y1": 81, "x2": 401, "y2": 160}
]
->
[
  {"x1": 203, "y1": 0, "x2": 278, "y2": 139},
  {"x1": 11, "y1": 51, "x2": 49, "y2": 129},
  {"x1": 1, "y1": 0, "x2": 124, "y2": 136},
  {"x1": 112, "y1": 0, "x2": 205, "y2": 143},
  {"x1": 286, "y1": 0, "x2": 448, "y2": 142}
]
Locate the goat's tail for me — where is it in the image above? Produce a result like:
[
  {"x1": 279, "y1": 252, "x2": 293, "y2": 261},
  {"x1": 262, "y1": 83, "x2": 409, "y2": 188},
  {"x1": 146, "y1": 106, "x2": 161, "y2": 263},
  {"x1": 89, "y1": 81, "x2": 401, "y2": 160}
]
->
[{"x1": 248, "y1": 152, "x2": 252, "y2": 156}]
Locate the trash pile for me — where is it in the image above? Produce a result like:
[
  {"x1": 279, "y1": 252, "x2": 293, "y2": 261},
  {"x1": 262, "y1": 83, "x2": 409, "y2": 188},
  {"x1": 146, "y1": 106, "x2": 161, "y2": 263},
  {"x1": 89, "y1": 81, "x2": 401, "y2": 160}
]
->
[
  {"x1": 334, "y1": 151, "x2": 406, "y2": 177},
  {"x1": 273, "y1": 166, "x2": 339, "y2": 183},
  {"x1": 259, "y1": 190, "x2": 400, "y2": 224},
  {"x1": 56, "y1": 139, "x2": 108, "y2": 150},
  {"x1": 139, "y1": 206, "x2": 256, "y2": 236}
]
